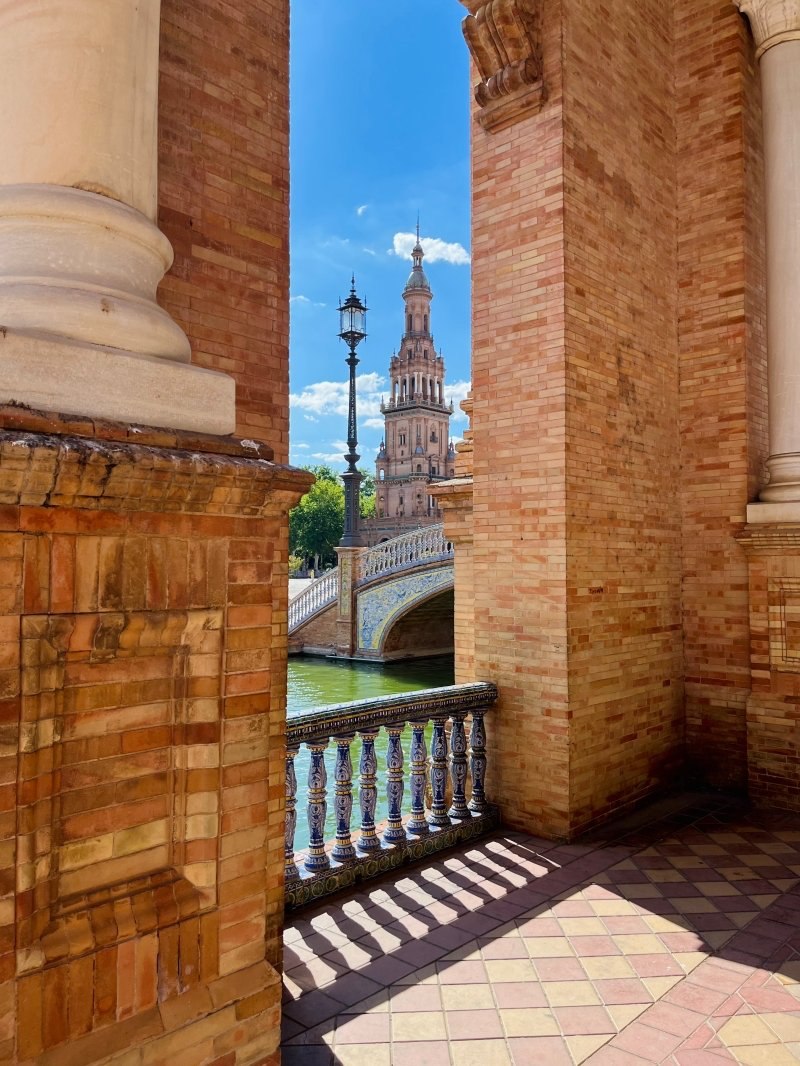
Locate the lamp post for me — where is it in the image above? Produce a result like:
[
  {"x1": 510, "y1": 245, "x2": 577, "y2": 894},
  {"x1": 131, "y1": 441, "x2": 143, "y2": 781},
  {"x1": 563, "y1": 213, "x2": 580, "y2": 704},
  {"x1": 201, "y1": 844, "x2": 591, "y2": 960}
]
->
[{"x1": 338, "y1": 277, "x2": 368, "y2": 547}]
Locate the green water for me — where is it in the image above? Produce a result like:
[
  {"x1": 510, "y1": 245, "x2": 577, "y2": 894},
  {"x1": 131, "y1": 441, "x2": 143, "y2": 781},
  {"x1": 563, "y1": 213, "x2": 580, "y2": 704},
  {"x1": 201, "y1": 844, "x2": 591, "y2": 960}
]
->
[
  {"x1": 287, "y1": 654, "x2": 454, "y2": 716},
  {"x1": 287, "y1": 654, "x2": 454, "y2": 853}
]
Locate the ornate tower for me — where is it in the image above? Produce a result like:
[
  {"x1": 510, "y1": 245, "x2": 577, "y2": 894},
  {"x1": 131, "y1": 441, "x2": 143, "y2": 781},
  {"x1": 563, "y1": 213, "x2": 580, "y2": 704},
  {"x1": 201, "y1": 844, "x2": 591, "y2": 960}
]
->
[{"x1": 367, "y1": 229, "x2": 456, "y2": 543}]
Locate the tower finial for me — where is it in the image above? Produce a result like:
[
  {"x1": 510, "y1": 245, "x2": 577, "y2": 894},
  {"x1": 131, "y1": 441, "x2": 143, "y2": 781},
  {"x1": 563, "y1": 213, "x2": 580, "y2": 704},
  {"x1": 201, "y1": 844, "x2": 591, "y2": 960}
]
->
[{"x1": 416, "y1": 214, "x2": 420, "y2": 243}]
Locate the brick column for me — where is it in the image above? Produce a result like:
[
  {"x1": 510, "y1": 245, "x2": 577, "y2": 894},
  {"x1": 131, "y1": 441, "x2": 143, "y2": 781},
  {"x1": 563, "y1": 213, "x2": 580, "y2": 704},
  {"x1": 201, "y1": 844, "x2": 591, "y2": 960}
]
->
[
  {"x1": 736, "y1": 0, "x2": 800, "y2": 512},
  {"x1": 0, "y1": 1, "x2": 234, "y2": 435},
  {"x1": 0, "y1": 407, "x2": 311, "y2": 1066}
]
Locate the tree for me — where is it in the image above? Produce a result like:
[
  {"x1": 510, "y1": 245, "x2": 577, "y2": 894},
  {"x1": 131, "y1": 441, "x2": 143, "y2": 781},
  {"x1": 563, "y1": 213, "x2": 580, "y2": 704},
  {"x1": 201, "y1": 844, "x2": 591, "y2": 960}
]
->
[
  {"x1": 289, "y1": 468, "x2": 344, "y2": 569},
  {"x1": 359, "y1": 468, "x2": 376, "y2": 519}
]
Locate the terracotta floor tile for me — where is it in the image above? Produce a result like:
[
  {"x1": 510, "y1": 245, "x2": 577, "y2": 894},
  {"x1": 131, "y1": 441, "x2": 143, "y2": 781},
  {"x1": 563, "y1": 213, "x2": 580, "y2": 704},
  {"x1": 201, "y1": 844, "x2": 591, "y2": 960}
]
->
[
  {"x1": 480, "y1": 937, "x2": 529, "y2": 960},
  {"x1": 390, "y1": 983, "x2": 443, "y2": 1013},
  {"x1": 332, "y1": 1011, "x2": 390, "y2": 1044},
  {"x1": 553, "y1": 1004, "x2": 616, "y2": 1036},
  {"x1": 630, "y1": 953, "x2": 685, "y2": 977},
  {"x1": 334, "y1": 1044, "x2": 391, "y2": 1066},
  {"x1": 534, "y1": 956, "x2": 587, "y2": 981},
  {"x1": 638, "y1": 1000, "x2": 705, "y2": 1037},
  {"x1": 664, "y1": 980, "x2": 730, "y2": 1014},
  {"x1": 570, "y1": 935, "x2": 621, "y2": 957},
  {"x1": 581, "y1": 956, "x2": 636, "y2": 980},
  {"x1": 593, "y1": 977, "x2": 652, "y2": 1005},
  {"x1": 601, "y1": 916, "x2": 652, "y2": 935},
  {"x1": 492, "y1": 981, "x2": 549, "y2": 1009},
  {"x1": 611, "y1": 1020, "x2": 685, "y2": 1059}
]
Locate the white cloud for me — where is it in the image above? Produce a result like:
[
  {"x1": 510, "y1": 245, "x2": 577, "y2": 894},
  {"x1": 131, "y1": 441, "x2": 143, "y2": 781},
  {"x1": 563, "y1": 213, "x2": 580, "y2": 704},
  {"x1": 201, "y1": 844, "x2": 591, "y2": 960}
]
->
[
  {"x1": 290, "y1": 372, "x2": 387, "y2": 420},
  {"x1": 363, "y1": 417, "x2": 385, "y2": 429},
  {"x1": 446, "y1": 379, "x2": 472, "y2": 422},
  {"x1": 390, "y1": 232, "x2": 471, "y2": 266},
  {"x1": 293, "y1": 442, "x2": 310, "y2": 449},
  {"x1": 357, "y1": 204, "x2": 369, "y2": 217},
  {"x1": 311, "y1": 441, "x2": 349, "y2": 465},
  {"x1": 290, "y1": 294, "x2": 327, "y2": 308},
  {"x1": 362, "y1": 247, "x2": 377, "y2": 257}
]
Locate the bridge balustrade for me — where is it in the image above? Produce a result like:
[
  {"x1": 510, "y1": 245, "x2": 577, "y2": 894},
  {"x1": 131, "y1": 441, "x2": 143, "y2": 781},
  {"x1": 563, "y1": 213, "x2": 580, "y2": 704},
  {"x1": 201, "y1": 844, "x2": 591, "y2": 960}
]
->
[
  {"x1": 284, "y1": 682, "x2": 498, "y2": 908},
  {"x1": 359, "y1": 523, "x2": 453, "y2": 582},
  {"x1": 288, "y1": 567, "x2": 338, "y2": 630}
]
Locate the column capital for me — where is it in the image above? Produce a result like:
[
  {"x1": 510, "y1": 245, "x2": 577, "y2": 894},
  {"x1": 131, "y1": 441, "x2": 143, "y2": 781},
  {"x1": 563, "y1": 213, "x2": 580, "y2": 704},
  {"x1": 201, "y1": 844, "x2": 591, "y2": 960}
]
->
[{"x1": 735, "y1": 0, "x2": 800, "y2": 57}]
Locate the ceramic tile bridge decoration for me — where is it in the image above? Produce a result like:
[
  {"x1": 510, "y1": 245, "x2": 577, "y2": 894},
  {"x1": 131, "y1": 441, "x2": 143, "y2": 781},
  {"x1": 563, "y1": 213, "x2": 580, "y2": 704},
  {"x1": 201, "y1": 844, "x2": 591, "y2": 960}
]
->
[{"x1": 285, "y1": 683, "x2": 498, "y2": 909}]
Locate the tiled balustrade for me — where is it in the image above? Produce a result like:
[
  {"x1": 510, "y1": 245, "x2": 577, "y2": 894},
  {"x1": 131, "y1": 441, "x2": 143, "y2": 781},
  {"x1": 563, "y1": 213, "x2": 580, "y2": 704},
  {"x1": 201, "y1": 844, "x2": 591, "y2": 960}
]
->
[{"x1": 285, "y1": 683, "x2": 498, "y2": 908}]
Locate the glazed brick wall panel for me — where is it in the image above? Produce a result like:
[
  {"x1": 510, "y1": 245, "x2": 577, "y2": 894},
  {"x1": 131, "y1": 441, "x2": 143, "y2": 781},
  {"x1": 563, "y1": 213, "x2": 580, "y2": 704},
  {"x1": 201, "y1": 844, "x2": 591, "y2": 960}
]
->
[
  {"x1": 676, "y1": 0, "x2": 767, "y2": 788},
  {"x1": 158, "y1": 0, "x2": 290, "y2": 456}
]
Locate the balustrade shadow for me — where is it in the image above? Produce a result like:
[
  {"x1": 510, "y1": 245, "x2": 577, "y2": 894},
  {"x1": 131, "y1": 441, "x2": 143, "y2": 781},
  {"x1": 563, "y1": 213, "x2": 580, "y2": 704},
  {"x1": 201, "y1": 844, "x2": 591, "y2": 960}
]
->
[{"x1": 281, "y1": 794, "x2": 800, "y2": 1065}]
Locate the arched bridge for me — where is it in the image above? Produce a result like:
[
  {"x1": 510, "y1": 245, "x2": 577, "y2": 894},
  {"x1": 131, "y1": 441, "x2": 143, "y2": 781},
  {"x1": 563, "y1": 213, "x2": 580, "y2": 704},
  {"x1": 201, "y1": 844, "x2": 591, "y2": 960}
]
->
[{"x1": 289, "y1": 525, "x2": 454, "y2": 660}]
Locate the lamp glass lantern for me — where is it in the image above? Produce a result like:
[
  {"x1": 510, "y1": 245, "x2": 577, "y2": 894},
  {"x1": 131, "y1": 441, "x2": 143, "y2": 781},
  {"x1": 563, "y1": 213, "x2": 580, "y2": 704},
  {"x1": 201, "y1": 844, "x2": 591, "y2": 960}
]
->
[{"x1": 338, "y1": 283, "x2": 368, "y2": 347}]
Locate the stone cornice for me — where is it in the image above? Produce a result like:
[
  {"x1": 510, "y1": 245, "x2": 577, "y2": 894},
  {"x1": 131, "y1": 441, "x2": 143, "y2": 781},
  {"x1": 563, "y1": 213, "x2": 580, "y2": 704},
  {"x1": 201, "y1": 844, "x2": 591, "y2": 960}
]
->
[
  {"x1": 459, "y1": 0, "x2": 543, "y2": 132},
  {"x1": 0, "y1": 430, "x2": 312, "y2": 518},
  {"x1": 735, "y1": 0, "x2": 800, "y2": 57}
]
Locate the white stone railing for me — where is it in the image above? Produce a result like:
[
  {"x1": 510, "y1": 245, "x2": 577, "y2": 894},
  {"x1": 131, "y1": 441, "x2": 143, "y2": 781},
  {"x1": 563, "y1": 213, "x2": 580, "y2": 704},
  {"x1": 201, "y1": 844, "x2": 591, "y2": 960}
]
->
[
  {"x1": 288, "y1": 569, "x2": 338, "y2": 631},
  {"x1": 360, "y1": 523, "x2": 453, "y2": 581}
]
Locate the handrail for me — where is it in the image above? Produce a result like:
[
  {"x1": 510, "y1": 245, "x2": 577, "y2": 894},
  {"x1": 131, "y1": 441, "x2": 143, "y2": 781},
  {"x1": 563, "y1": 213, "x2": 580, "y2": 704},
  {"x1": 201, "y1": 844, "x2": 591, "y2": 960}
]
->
[
  {"x1": 288, "y1": 568, "x2": 338, "y2": 631},
  {"x1": 287, "y1": 682, "x2": 497, "y2": 745},
  {"x1": 359, "y1": 522, "x2": 453, "y2": 582},
  {"x1": 285, "y1": 682, "x2": 499, "y2": 909}
]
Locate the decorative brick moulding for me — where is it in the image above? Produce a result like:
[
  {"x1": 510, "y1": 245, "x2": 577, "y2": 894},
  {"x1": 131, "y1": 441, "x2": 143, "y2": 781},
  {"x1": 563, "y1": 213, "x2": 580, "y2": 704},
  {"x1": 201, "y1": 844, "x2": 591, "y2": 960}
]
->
[
  {"x1": 460, "y1": 0, "x2": 544, "y2": 132},
  {"x1": 0, "y1": 406, "x2": 311, "y2": 1066}
]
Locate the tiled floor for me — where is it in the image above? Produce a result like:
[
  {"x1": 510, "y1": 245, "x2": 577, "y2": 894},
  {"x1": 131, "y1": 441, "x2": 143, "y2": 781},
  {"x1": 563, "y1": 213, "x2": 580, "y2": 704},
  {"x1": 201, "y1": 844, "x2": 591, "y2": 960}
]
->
[{"x1": 281, "y1": 795, "x2": 800, "y2": 1064}]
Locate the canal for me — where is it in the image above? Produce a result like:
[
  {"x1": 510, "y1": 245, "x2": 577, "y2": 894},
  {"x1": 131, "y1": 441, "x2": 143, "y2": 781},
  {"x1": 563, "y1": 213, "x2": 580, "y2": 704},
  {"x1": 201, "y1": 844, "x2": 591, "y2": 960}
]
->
[{"x1": 287, "y1": 654, "x2": 454, "y2": 852}]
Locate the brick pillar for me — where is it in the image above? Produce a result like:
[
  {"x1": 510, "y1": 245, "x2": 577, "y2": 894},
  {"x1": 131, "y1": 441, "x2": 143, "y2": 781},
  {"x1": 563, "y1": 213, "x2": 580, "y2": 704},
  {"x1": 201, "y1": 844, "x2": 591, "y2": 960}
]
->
[
  {"x1": 334, "y1": 547, "x2": 362, "y2": 657},
  {"x1": 0, "y1": 408, "x2": 310, "y2": 1066}
]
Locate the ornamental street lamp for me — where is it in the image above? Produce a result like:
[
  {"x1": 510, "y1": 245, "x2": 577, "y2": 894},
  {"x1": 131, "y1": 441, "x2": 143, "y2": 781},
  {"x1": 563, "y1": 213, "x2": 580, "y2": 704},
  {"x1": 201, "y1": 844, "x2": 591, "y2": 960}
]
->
[{"x1": 338, "y1": 276, "x2": 368, "y2": 547}]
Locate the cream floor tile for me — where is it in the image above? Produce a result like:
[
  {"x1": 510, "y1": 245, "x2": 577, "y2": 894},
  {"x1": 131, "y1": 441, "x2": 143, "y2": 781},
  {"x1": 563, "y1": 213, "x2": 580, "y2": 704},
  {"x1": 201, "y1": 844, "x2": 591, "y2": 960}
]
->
[
  {"x1": 642, "y1": 916, "x2": 685, "y2": 934},
  {"x1": 524, "y1": 937, "x2": 575, "y2": 958},
  {"x1": 729, "y1": 1044, "x2": 800, "y2": 1066},
  {"x1": 719, "y1": 1016, "x2": 780, "y2": 1047},
  {"x1": 391, "y1": 1012, "x2": 447, "y2": 1042},
  {"x1": 544, "y1": 981, "x2": 601, "y2": 1007},
  {"x1": 499, "y1": 1007, "x2": 560, "y2": 1036},
  {"x1": 441, "y1": 984, "x2": 495, "y2": 1010},
  {"x1": 730, "y1": 912, "x2": 759, "y2": 928},
  {"x1": 694, "y1": 881, "x2": 741, "y2": 896},
  {"x1": 641, "y1": 976, "x2": 682, "y2": 998},
  {"x1": 673, "y1": 952, "x2": 707, "y2": 972},
  {"x1": 395, "y1": 964, "x2": 438, "y2": 985},
  {"x1": 451, "y1": 1039, "x2": 512, "y2": 1066},
  {"x1": 611, "y1": 934, "x2": 666, "y2": 954},
  {"x1": 606, "y1": 1003, "x2": 649, "y2": 1029},
  {"x1": 566, "y1": 1034, "x2": 613, "y2": 1064},
  {"x1": 764, "y1": 1014, "x2": 800, "y2": 1042},
  {"x1": 615, "y1": 884, "x2": 662, "y2": 898},
  {"x1": 581, "y1": 956, "x2": 635, "y2": 979}
]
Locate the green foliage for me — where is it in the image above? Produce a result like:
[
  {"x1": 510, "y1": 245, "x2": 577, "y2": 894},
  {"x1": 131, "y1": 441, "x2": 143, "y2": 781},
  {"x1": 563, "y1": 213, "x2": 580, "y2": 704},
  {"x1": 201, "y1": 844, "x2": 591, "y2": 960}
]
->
[
  {"x1": 288, "y1": 553, "x2": 304, "y2": 576},
  {"x1": 358, "y1": 467, "x2": 376, "y2": 519},
  {"x1": 289, "y1": 466, "x2": 344, "y2": 567}
]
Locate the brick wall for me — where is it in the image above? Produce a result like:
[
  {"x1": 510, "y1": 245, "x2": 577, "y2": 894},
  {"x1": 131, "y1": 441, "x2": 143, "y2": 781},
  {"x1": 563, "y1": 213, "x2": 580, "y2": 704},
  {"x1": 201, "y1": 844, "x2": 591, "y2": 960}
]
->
[
  {"x1": 470, "y1": 0, "x2": 572, "y2": 838},
  {"x1": 677, "y1": 0, "x2": 767, "y2": 790},
  {"x1": 158, "y1": 0, "x2": 290, "y2": 457},
  {"x1": 562, "y1": 0, "x2": 683, "y2": 830},
  {"x1": 0, "y1": 415, "x2": 309, "y2": 1064}
]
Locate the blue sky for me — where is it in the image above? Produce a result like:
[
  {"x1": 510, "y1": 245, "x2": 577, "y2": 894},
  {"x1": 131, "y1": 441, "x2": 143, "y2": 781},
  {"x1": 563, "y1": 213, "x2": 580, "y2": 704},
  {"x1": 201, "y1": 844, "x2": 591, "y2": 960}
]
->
[{"x1": 289, "y1": 0, "x2": 472, "y2": 471}]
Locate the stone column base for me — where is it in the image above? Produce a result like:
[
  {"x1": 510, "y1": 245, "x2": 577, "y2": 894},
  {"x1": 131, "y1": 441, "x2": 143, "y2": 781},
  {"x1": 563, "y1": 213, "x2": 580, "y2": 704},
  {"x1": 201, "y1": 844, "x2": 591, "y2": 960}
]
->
[
  {"x1": 736, "y1": 522, "x2": 800, "y2": 811},
  {"x1": 0, "y1": 330, "x2": 235, "y2": 437},
  {"x1": 0, "y1": 408, "x2": 312, "y2": 1065}
]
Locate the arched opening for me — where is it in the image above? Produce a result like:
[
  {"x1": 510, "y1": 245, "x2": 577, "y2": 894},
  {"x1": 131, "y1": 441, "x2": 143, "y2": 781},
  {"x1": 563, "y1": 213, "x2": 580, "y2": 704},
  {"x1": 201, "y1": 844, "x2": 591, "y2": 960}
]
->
[{"x1": 380, "y1": 588, "x2": 455, "y2": 660}]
